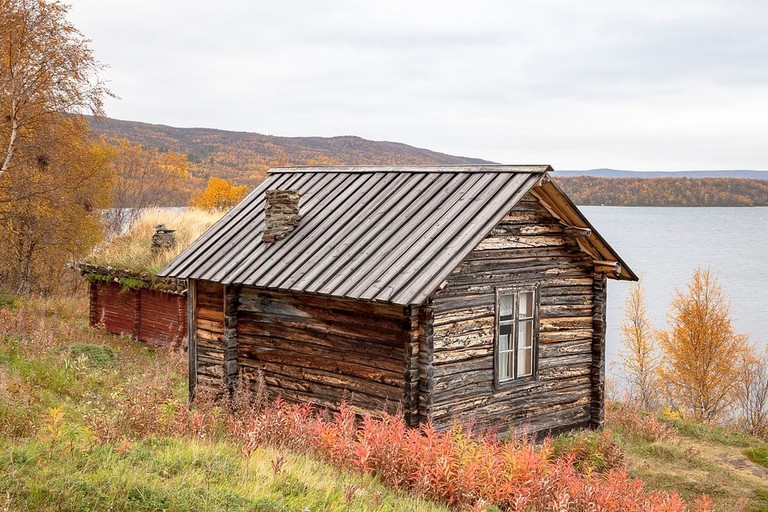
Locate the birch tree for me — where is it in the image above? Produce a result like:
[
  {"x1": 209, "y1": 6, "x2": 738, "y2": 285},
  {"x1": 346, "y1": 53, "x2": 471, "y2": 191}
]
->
[
  {"x1": 619, "y1": 282, "x2": 660, "y2": 409},
  {"x1": 0, "y1": 0, "x2": 110, "y2": 180},
  {"x1": 657, "y1": 268, "x2": 748, "y2": 423}
]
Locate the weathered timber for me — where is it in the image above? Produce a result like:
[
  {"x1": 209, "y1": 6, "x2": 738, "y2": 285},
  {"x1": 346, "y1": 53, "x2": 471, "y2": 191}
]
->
[
  {"x1": 591, "y1": 274, "x2": 607, "y2": 428},
  {"x1": 234, "y1": 287, "x2": 407, "y2": 416},
  {"x1": 428, "y1": 193, "x2": 598, "y2": 435},
  {"x1": 223, "y1": 285, "x2": 241, "y2": 394},
  {"x1": 194, "y1": 280, "x2": 226, "y2": 397},
  {"x1": 417, "y1": 302, "x2": 435, "y2": 423},
  {"x1": 175, "y1": 173, "x2": 631, "y2": 439},
  {"x1": 403, "y1": 305, "x2": 421, "y2": 426}
]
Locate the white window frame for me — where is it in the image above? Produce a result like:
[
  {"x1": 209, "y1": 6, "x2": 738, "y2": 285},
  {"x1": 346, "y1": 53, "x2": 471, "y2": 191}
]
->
[{"x1": 494, "y1": 286, "x2": 539, "y2": 387}]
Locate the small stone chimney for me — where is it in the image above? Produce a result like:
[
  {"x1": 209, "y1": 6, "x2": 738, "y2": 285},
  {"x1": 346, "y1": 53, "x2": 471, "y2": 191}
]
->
[
  {"x1": 151, "y1": 224, "x2": 176, "y2": 253},
  {"x1": 262, "y1": 189, "x2": 302, "y2": 243}
]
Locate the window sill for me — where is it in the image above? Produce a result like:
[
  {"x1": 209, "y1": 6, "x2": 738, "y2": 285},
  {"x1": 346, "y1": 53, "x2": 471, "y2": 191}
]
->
[{"x1": 494, "y1": 374, "x2": 539, "y2": 391}]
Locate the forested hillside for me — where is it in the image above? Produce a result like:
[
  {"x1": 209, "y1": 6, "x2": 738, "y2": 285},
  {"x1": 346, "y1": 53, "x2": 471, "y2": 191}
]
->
[
  {"x1": 87, "y1": 117, "x2": 489, "y2": 192},
  {"x1": 88, "y1": 118, "x2": 768, "y2": 207},
  {"x1": 555, "y1": 176, "x2": 768, "y2": 206}
]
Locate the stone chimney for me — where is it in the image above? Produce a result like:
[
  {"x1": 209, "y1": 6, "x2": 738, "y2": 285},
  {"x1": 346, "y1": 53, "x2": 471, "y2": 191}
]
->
[
  {"x1": 151, "y1": 224, "x2": 176, "y2": 253},
  {"x1": 262, "y1": 189, "x2": 302, "y2": 243}
]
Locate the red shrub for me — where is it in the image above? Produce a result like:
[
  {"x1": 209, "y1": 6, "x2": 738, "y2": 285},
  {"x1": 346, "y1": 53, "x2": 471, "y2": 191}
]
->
[{"x1": 222, "y1": 399, "x2": 712, "y2": 512}]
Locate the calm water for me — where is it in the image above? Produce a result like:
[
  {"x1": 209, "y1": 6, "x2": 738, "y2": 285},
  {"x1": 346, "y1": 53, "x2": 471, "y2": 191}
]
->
[{"x1": 580, "y1": 207, "x2": 768, "y2": 379}]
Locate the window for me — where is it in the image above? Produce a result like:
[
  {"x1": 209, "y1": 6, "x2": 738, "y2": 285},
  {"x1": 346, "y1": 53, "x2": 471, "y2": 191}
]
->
[{"x1": 496, "y1": 287, "x2": 538, "y2": 384}]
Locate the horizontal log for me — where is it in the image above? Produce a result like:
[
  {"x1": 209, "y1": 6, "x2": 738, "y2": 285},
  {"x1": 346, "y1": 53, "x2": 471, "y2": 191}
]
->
[
  {"x1": 239, "y1": 362, "x2": 402, "y2": 410},
  {"x1": 475, "y1": 235, "x2": 569, "y2": 251},
  {"x1": 239, "y1": 288, "x2": 406, "y2": 321},
  {"x1": 539, "y1": 330, "x2": 593, "y2": 344},
  {"x1": 196, "y1": 318, "x2": 224, "y2": 332},
  {"x1": 539, "y1": 316, "x2": 593, "y2": 332},
  {"x1": 432, "y1": 346, "x2": 493, "y2": 365},
  {"x1": 238, "y1": 335, "x2": 405, "y2": 378},
  {"x1": 196, "y1": 328, "x2": 224, "y2": 342},
  {"x1": 196, "y1": 307, "x2": 224, "y2": 322},
  {"x1": 239, "y1": 347, "x2": 404, "y2": 389},
  {"x1": 237, "y1": 325, "x2": 404, "y2": 364},
  {"x1": 432, "y1": 305, "x2": 494, "y2": 326},
  {"x1": 433, "y1": 327, "x2": 493, "y2": 352}
]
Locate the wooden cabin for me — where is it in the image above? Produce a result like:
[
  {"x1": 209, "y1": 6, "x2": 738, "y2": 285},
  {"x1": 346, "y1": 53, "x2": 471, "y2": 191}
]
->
[{"x1": 158, "y1": 165, "x2": 636, "y2": 435}]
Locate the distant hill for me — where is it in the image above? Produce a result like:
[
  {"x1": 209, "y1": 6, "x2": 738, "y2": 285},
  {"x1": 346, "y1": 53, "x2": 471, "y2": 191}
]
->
[
  {"x1": 87, "y1": 117, "x2": 768, "y2": 206},
  {"x1": 87, "y1": 117, "x2": 491, "y2": 192},
  {"x1": 555, "y1": 168, "x2": 768, "y2": 180}
]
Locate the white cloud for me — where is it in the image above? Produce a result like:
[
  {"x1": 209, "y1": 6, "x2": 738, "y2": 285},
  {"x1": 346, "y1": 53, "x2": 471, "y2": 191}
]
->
[{"x1": 68, "y1": 0, "x2": 768, "y2": 169}]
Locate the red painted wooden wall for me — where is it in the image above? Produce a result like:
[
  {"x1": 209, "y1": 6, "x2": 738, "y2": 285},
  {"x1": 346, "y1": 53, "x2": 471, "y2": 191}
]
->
[{"x1": 89, "y1": 281, "x2": 187, "y2": 348}]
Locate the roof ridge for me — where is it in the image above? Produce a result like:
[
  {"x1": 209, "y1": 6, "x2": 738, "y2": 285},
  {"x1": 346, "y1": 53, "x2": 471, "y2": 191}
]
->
[{"x1": 268, "y1": 165, "x2": 552, "y2": 174}]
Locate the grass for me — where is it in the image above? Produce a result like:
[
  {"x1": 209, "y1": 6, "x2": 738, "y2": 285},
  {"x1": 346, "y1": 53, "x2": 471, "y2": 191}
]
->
[
  {"x1": 85, "y1": 208, "x2": 224, "y2": 274},
  {"x1": 746, "y1": 447, "x2": 768, "y2": 468},
  {"x1": 606, "y1": 402, "x2": 768, "y2": 511},
  {"x1": 0, "y1": 293, "x2": 448, "y2": 511},
  {"x1": 3, "y1": 292, "x2": 767, "y2": 511},
  {"x1": 0, "y1": 439, "x2": 447, "y2": 511}
]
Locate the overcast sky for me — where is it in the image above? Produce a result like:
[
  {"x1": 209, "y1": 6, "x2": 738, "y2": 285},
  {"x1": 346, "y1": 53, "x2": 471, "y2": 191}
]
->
[{"x1": 68, "y1": 0, "x2": 767, "y2": 170}]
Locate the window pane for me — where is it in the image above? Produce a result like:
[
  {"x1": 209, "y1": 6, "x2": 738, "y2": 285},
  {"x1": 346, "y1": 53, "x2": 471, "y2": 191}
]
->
[
  {"x1": 517, "y1": 347, "x2": 532, "y2": 376},
  {"x1": 498, "y1": 341, "x2": 512, "y2": 380},
  {"x1": 499, "y1": 331, "x2": 511, "y2": 352},
  {"x1": 500, "y1": 295, "x2": 513, "y2": 322},
  {"x1": 518, "y1": 291, "x2": 534, "y2": 318},
  {"x1": 517, "y1": 319, "x2": 533, "y2": 348}
]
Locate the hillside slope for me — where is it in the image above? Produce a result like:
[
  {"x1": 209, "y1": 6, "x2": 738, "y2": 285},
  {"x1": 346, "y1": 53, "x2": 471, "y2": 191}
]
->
[{"x1": 87, "y1": 117, "x2": 491, "y2": 189}]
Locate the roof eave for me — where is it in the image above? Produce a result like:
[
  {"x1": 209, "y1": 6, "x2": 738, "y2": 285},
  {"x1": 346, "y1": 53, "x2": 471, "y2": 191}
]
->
[{"x1": 531, "y1": 177, "x2": 639, "y2": 281}]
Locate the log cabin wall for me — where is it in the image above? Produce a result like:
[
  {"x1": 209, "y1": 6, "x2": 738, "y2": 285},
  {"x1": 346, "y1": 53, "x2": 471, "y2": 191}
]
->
[
  {"x1": 193, "y1": 280, "x2": 227, "y2": 396},
  {"x1": 88, "y1": 281, "x2": 187, "y2": 347},
  {"x1": 590, "y1": 275, "x2": 608, "y2": 428},
  {"x1": 428, "y1": 193, "x2": 600, "y2": 435},
  {"x1": 235, "y1": 287, "x2": 412, "y2": 417}
]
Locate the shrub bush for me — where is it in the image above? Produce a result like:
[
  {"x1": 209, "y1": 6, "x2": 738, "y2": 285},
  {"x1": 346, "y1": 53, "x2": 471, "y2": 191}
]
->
[
  {"x1": 605, "y1": 401, "x2": 675, "y2": 442},
  {"x1": 222, "y1": 399, "x2": 712, "y2": 512},
  {"x1": 551, "y1": 429, "x2": 626, "y2": 472}
]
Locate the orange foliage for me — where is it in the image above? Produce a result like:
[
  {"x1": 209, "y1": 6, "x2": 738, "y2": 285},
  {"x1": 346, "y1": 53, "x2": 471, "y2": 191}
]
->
[
  {"x1": 223, "y1": 400, "x2": 712, "y2": 512},
  {"x1": 189, "y1": 177, "x2": 248, "y2": 211},
  {"x1": 657, "y1": 268, "x2": 749, "y2": 422}
]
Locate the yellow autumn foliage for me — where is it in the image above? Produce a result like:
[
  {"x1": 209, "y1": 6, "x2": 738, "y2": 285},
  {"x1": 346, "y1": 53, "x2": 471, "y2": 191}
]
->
[
  {"x1": 657, "y1": 268, "x2": 748, "y2": 423},
  {"x1": 619, "y1": 282, "x2": 660, "y2": 409},
  {"x1": 0, "y1": 118, "x2": 113, "y2": 293},
  {"x1": 189, "y1": 177, "x2": 248, "y2": 212}
]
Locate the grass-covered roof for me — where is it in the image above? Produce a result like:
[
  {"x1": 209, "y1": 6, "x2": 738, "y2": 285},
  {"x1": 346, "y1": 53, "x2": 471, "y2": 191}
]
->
[{"x1": 85, "y1": 208, "x2": 223, "y2": 275}]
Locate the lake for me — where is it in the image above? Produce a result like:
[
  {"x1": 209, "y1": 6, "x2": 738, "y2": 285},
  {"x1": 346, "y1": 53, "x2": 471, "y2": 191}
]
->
[{"x1": 580, "y1": 206, "x2": 768, "y2": 379}]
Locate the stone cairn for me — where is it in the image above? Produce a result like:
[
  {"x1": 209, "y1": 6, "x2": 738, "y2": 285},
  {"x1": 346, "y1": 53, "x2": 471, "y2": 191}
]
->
[
  {"x1": 151, "y1": 224, "x2": 177, "y2": 253},
  {"x1": 262, "y1": 189, "x2": 302, "y2": 243}
]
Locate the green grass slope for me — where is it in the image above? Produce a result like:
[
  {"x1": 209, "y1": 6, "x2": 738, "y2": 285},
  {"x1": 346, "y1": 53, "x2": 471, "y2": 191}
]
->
[{"x1": 0, "y1": 294, "x2": 447, "y2": 512}]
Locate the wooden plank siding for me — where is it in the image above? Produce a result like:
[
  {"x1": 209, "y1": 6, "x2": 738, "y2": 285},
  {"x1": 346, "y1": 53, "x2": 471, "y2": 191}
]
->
[
  {"x1": 235, "y1": 287, "x2": 412, "y2": 417},
  {"x1": 89, "y1": 281, "x2": 187, "y2": 348},
  {"x1": 427, "y1": 193, "x2": 599, "y2": 434}
]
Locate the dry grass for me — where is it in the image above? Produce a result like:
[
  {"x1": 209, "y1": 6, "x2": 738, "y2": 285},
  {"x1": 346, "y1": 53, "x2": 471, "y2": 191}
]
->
[
  {"x1": 85, "y1": 208, "x2": 224, "y2": 274},
  {"x1": 607, "y1": 401, "x2": 768, "y2": 511}
]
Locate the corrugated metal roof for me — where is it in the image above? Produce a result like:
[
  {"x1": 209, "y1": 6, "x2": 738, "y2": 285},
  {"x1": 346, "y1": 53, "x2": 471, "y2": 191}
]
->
[{"x1": 159, "y1": 165, "x2": 555, "y2": 305}]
